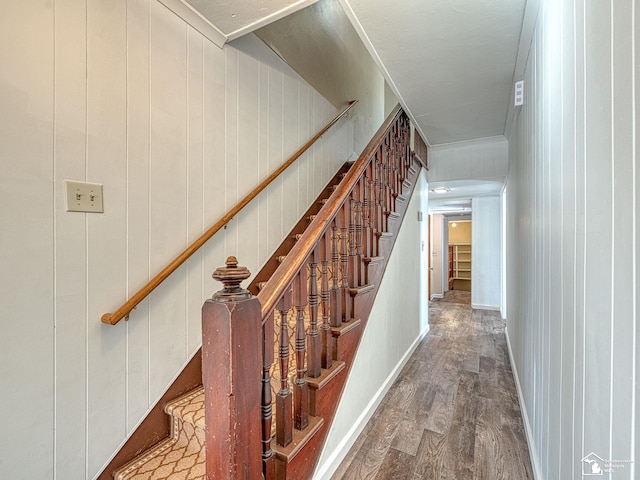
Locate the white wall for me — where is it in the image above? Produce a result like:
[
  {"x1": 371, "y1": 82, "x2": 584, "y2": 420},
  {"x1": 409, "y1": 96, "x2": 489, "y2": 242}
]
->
[
  {"x1": 314, "y1": 170, "x2": 430, "y2": 479},
  {"x1": 0, "y1": 2, "x2": 366, "y2": 478},
  {"x1": 429, "y1": 213, "x2": 446, "y2": 297},
  {"x1": 255, "y1": 0, "x2": 386, "y2": 155},
  {"x1": 505, "y1": 0, "x2": 638, "y2": 479},
  {"x1": 471, "y1": 196, "x2": 501, "y2": 310},
  {"x1": 427, "y1": 136, "x2": 508, "y2": 182}
]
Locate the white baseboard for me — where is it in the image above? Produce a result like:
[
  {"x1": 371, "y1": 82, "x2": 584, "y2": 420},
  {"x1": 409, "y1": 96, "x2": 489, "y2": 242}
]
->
[
  {"x1": 313, "y1": 325, "x2": 430, "y2": 480},
  {"x1": 504, "y1": 326, "x2": 544, "y2": 480},
  {"x1": 430, "y1": 293, "x2": 444, "y2": 299},
  {"x1": 472, "y1": 303, "x2": 500, "y2": 311}
]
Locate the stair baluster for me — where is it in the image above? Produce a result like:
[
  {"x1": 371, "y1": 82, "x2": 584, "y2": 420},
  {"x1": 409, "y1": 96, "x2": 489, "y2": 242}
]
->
[
  {"x1": 362, "y1": 175, "x2": 371, "y2": 258},
  {"x1": 307, "y1": 254, "x2": 322, "y2": 378},
  {"x1": 368, "y1": 176, "x2": 377, "y2": 258},
  {"x1": 329, "y1": 224, "x2": 342, "y2": 328},
  {"x1": 382, "y1": 143, "x2": 392, "y2": 230},
  {"x1": 293, "y1": 269, "x2": 310, "y2": 430},
  {"x1": 262, "y1": 311, "x2": 276, "y2": 480},
  {"x1": 354, "y1": 200, "x2": 364, "y2": 287},
  {"x1": 339, "y1": 221, "x2": 350, "y2": 322},
  {"x1": 320, "y1": 237, "x2": 332, "y2": 369},
  {"x1": 276, "y1": 288, "x2": 294, "y2": 447}
]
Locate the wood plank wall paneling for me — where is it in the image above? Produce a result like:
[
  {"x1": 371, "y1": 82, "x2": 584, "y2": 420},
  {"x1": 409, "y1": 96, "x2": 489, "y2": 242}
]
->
[
  {"x1": 506, "y1": 1, "x2": 638, "y2": 479},
  {"x1": 0, "y1": 1, "x2": 357, "y2": 478},
  {"x1": 148, "y1": 0, "x2": 189, "y2": 406},
  {"x1": 610, "y1": 0, "x2": 636, "y2": 469},
  {"x1": 86, "y1": 0, "x2": 128, "y2": 474},
  {"x1": 0, "y1": 2, "x2": 55, "y2": 479},
  {"x1": 126, "y1": 0, "x2": 152, "y2": 433},
  {"x1": 471, "y1": 197, "x2": 501, "y2": 310},
  {"x1": 54, "y1": 0, "x2": 89, "y2": 477},
  {"x1": 186, "y1": 26, "x2": 204, "y2": 358}
]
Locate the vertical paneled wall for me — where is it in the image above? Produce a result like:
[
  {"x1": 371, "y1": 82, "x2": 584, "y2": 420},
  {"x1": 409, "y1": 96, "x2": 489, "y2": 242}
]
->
[
  {"x1": 471, "y1": 196, "x2": 501, "y2": 310},
  {"x1": 0, "y1": 1, "x2": 358, "y2": 478},
  {"x1": 430, "y1": 213, "x2": 446, "y2": 297},
  {"x1": 505, "y1": 0, "x2": 638, "y2": 479}
]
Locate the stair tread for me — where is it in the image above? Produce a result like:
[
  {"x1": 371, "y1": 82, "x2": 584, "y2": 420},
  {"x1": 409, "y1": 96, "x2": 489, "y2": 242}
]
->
[
  {"x1": 307, "y1": 361, "x2": 346, "y2": 390},
  {"x1": 113, "y1": 387, "x2": 206, "y2": 479},
  {"x1": 331, "y1": 318, "x2": 361, "y2": 337},
  {"x1": 165, "y1": 387, "x2": 205, "y2": 431},
  {"x1": 350, "y1": 284, "x2": 375, "y2": 296},
  {"x1": 113, "y1": 417, "x2": 205, "y2": 480},
  {"x1": 273, "y1": 415, "x2": 324, "y2": 463}
]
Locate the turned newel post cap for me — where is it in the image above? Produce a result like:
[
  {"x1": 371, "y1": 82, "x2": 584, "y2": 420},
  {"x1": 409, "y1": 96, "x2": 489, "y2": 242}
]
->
[{"x1": 211, "y1": 256, "x2": 252, "y2": 302}]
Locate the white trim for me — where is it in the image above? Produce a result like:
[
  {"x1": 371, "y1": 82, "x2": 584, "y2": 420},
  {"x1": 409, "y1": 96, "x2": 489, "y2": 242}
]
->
[
  {"x1": 313, "y1": 325, "x2": 430, "y2": 480},
  {"x1": 226, "y1": 0, "x2": 321, "y2": 42},
  {"x1": 159, "y1": 0, "x2": 322, "y2": 49},
  {"x1": 471, "y1": 304, "x2": 501, "y2": 311},
  {"x1": 430, "y1": 293, "x2": 444, "y2": 300},
  {"x1": 505, "y1": 326, "x2": 543, "y2": 480},
  {"x1": 158, "y1": 0, "x2": 227, "y2": 47}
]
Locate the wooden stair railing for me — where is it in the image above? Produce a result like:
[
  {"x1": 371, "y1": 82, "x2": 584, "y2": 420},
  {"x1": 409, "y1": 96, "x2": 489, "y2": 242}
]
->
[
  {"x1": 101, "y1": 100, "x2": 357, "y2": 326},
  {"x1": 104, "y1": 164, "x2": 354, "y2": 480},
  {"x1": 203, "y1": 105, "x2": 419, "y2": 479}
]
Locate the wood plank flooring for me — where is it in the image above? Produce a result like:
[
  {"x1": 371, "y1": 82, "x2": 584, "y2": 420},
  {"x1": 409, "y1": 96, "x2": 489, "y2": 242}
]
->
[{"x1": 331, "y1": 291, "x2": 533, "y2": 480}]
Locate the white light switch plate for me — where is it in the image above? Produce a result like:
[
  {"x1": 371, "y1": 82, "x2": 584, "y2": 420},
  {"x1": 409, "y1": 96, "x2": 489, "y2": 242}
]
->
[
  {"x1": 65, "y1": 180, "x2": 104, "y2": 213},
  {"x1": 514, "y1": 80, "x2": 524, "y2": 106}
]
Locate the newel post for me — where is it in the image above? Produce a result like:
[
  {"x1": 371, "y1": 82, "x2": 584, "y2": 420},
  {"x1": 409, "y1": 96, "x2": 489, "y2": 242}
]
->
[{"x1": 202, "y1": 256, "x2": 262, "y2": 479}]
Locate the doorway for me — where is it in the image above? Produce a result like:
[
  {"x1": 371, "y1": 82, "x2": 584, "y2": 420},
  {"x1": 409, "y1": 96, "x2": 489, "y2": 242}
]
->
[{"x1": 448, "y1": 219, "x2": 472, "y2": 291}]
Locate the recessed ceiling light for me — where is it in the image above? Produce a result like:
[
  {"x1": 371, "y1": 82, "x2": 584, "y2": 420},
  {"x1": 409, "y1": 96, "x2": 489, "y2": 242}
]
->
[{"x1": 431, "y1": 187, "x2": 450, "y2": 194}]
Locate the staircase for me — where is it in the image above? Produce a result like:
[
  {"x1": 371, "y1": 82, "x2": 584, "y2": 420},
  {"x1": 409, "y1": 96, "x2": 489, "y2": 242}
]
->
[
  {"x1": 108, "y1": 106, "x2": 422, "y2": 479},
  {"x1": 114, "y1": 389, "x2": 206, "y2": 479}
]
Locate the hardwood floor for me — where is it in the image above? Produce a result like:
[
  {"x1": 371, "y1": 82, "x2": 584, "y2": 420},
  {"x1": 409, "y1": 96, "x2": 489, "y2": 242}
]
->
[
  {"x1": 430, "y1": 289, "x2": 471, "y2": 306},
  {"x1": 330, "y1": 296, "x2": 533, "y2": 480}
]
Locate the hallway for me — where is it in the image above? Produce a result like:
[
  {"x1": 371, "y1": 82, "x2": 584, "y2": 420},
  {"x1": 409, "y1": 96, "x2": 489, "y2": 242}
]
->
[{"x1": 331, "y1": 292, "x2": 533, "y2": 479}]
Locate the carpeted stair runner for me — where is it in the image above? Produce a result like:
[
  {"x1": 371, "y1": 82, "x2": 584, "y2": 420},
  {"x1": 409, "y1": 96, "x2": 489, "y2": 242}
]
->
[{"x1": 113, "y1": 388, "x2": 206, "y2": 480}]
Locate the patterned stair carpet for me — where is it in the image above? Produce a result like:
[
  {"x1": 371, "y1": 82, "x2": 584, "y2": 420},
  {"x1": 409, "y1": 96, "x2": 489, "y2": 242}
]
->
[
  {"x1": 114, "y1": 388, "x2": 206, "y2": 480},
  {"x1": 112, "y1": 264, "x2": 335, "y2": 479}
]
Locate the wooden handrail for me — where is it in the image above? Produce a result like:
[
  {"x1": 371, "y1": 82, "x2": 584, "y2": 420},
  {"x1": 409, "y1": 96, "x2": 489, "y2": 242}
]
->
[
  {"x1": 102, "y1": 100, "x2": 358, "y2": 325},
  {"x1": 257, "y1": 104, "x2": 403, "y2": 319}
]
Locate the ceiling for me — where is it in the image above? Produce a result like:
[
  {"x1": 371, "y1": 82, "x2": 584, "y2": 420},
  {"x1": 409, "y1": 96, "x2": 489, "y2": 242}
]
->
[
  {"x1": 339, "y1": 0, "x2": 527, "y2": 146},
  {"x1": 167, "y1": 0, "x2": 531, "y2": 207}
]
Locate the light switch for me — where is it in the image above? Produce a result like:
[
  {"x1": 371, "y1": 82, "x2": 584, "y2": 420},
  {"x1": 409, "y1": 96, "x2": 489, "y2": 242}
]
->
[
  {"x1": 65, "y1": 180, "x2": 104, "y2": 213},
  {"x1": 514, "y1": 80, "x2": 524, "y2": 106}
]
